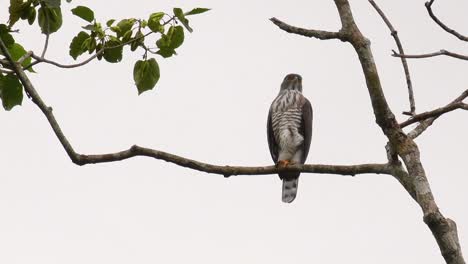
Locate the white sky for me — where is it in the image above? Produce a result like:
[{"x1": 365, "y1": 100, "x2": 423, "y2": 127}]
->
[{"x1": 1, "y1": 0, "x2": 467, "y2": 263}]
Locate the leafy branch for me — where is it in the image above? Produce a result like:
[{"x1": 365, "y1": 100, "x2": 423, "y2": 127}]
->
[{"x1": 0, "y1": 0, "x2": 209, "y2": 111}]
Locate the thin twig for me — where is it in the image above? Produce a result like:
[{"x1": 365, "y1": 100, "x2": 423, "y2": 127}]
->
[
  {"x1": 369, "y1": 0, "x2": 415, "y2": 115},
  {"x1": 40, "y1": 33, "x2": 50, "y2": 58},
  {"x1": 393, "y1": 49, "x2": 468, "y2": 60},
  {"x1": 270, "y1": 17, "x2": 345, "y2": 41},
  {"x1": 400, "y1": 90, "x2": 468, "y2": 129},
  {"x1": 401, "y1": 101, "x2": 467, "y2": 128},
  {"x1": 24, "y1": 16, "x2": 178, "y2": 70},
  {"x1": 0, "y1": 68, "x2": 14, "y2": 74},
  {"x1": 425, "y1": 0, "x2": 468, "y2": 42},
  {"x1": 17, "y1": 51, "x2": 33, "y2": 64},
  {"x1": 40, "y1": 2, "x2": 51, "y2": 58},
  {"x1": 408, "y1": 118, "x2": 435, "y2": 139},
  {"x1": 29, "y1": 50, "x2": 103, "y2": 69}
]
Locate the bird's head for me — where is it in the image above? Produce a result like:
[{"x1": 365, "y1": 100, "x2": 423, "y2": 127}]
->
[{"x1": 280, "y1": 73, "x2": 303, "y2": 92}]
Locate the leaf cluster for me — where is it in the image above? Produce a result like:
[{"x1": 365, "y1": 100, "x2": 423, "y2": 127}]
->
[
  {"x1": 0, "y1": 1, "x2": 209, "y2": 111},
  {"x1": 69, "y1": 6, "x2": 209, "y2": 93}
]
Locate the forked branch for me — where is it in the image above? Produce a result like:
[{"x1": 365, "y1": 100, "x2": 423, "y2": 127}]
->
[
  {"x1": 400, "y1": 89, "x2": 468, "y2": 128},
  {"x1": 406, "y1": 90, "x2": 468, "y2": 139}
]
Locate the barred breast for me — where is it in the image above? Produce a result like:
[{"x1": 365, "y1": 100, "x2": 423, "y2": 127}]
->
[{"x1": 270, "y1": 90, "x2": 305, "y2": 154}]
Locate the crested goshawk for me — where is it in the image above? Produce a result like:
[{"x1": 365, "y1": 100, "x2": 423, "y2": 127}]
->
[{"x1": 267, "y1": 73, "x2": 313, "y2": 203}]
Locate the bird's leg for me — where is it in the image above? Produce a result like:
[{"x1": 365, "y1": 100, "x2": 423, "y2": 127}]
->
[{"x1": 277, "y1": 160, "x2": 291, "y2": 168}]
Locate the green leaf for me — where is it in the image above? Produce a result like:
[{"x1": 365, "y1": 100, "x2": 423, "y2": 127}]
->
[
  {"x1": 7, "y1": 43, "x2": 32, "y2": 69},
  {"x1": 0, "y1": 74, "x2": 23, "y2": 111},
  {"x1": 69, "y1": 31, "x2": 89, "y2": 59},
  {"x1": 106, "y1": 19, "x2": 115, "y2": 27},
  {"x1": 148, "y1": 12, "x2": 164, "y2": 33},
  {"x1": 38, "y1": 7, "x2": 63, "y2": 34},
  {"x1": 0, "y1": 24, "x2": 15, "y2": 48},
  {"x1": 122, "y1": 30, "x2": 133, "y2": 43},
  {"x1": 82, "y1": 24, "x2": 95, "y2": 31},
  {"x1": 150, "y1": 12, "x2": 164, "y2": 21},
  {"x1": 93, "y1": 22, "x2": 105, "y2": 38},
  {"x1": 103, "y1": 39, "x2": 123, "y2": 63},
  {"x1": 133, "y1": 58, "x2": 160, "y2": 94},
  {"x1": 173, "y1": 8, "x2": 192, "y2": 33},
  {"x1": 116, "y1": 18, "x2": 135, "y2": 38},
  {"x1": 87, "y1": 37, "x2": 96, "y2": 53},
  {"x1": 8, "y1": 0, "x2": 25, "y2": 27},
  {"x1": 155, "y1": 34, "x2": 173, "y2": 58},
  {"x1": 71, "y1": 6, "x2": 94, "y2": 23},
  {"x1": 27, "y1": 7, "x2": 36, "y2": 25},
  {"x1": 170, "y1": 26, "x2": 184, "y2": 49},
  {"x1": 153, "y1": 25, "x2": 183, "y2": 58},
  {"x1": 156, "y1": 48, "x2": 175, "y2": 58},
  {"x1": 185, "y1": 8, "x2": 210, "y2": 16},
  {"x1": 43, "y1": 0, "x2": 61, "y2": 8},
  {"x1": 130, "y1": 30, "x2": 144, "y2": 51},
  {"x1": 96, "y1": 42, "x2": 103, "y2": 60},
  {"x1": 20, "y1": 6, "x2": 30, "y2": 19}
]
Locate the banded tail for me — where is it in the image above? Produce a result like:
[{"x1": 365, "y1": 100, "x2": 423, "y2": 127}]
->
[{"x1": 282, "y1": 178, "x2": 299, "y2": 203}]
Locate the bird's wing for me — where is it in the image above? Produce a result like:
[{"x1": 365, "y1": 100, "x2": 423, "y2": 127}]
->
[
  {"x1": 300, "y1": 98, "x2": 313, "y2": 164},
  {"x1": 267, "y1": 108, "x2": 279, "y2": 162}
]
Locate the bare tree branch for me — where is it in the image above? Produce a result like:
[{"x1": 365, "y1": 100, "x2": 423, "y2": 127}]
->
[
  {"x1": 271, "y1": 0, "x2": 466, "y2": 262},
  {"x1": 369, "y1": 0, "x2": 415, "y2": 115},
  {"x1": 17, "y1": 51, "x2": 33, "y2": 64},
  {"x1": 393, "y1": 49, "x2": 468, "y2": 61},
  {"x1": 28, "y1": 50, "x2": 103, "y2": 69},
  {"x1": 40, "y1": 33, "x2": 50, "y2": 58},
  {"x1": 270, "y1": 17, "x2": 345, "y2": 41},
  {"x1": 408, "y1": 118, "x2": 436, "y2": 139},
  {"x1": 0, "y1": 37, "x2": 395, "y2": 179},
  {"x1": 401, "y1": 101, "x2": 467, "y2": 128},
  {"x1": 406, "y1": 90, "x2": 468, "y2": 138},
  {"x1": 79, "y1": 146, "x2": 395, "y2": 177},
  {"x1": 0, "y1": 68, "x2": 13, "y2": 74},
  {"x1": 425, "y1": 0, "x2": 468, "y2": 42}
]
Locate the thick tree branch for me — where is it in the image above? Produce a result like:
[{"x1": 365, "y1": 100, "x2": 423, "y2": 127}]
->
[
  {"x1": 425, "y1": 0, "x2": 468, "y2": 42},
  {"x1": 0, "y1": 37, "x2": 394, "y2": 180},
  {"x1": 393, "y1": 49, "x2": 468, "y2": 61},
  {"x1": 269, "y1": 17, "x2": 345, "y2": 41},
  {"x1": 369, "y1": 0, "x2": 415, "y2": 115},
  {"x1": 79, "y1": 146, "x2": 394, "y2": 177}
]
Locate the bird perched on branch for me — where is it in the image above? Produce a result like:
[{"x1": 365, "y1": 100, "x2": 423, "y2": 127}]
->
[{"x1": 267, "y1": 73, "x2": 313, "y2": 203}]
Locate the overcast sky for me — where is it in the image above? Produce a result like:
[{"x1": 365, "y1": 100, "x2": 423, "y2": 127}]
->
[{"x1": 1, "y1": 0, "x2": 467, "y2": 263}]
